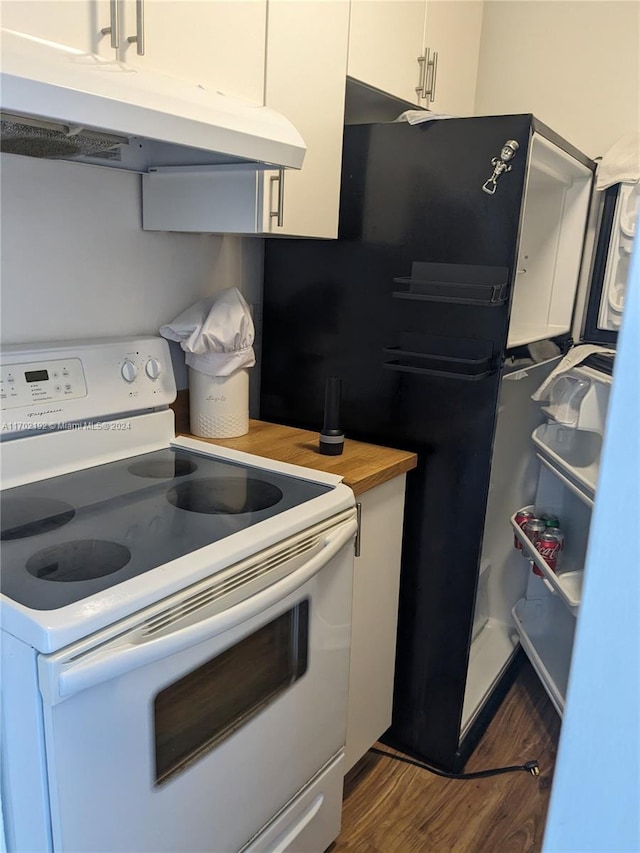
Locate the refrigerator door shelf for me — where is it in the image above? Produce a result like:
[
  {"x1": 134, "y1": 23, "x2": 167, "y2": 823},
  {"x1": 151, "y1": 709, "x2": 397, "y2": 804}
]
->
[
  {"x1": 512, "y1": 596, "x2": 576, "y2": 717},
  {"x1": 392, "y1": 262, "x2": 509, "y2": 307},
  {"x1": 510, "y1": 506, "x2": 583, "y2": 611},
  {"x1": 532, "y1": 424, "x2": 600, "y2": 499},
  {"x1": 392, "y1": 280, "x2": 508, "y2": 306},
  {"x1": 383, "y1": 358, "x2": 494, "y2": 382}
]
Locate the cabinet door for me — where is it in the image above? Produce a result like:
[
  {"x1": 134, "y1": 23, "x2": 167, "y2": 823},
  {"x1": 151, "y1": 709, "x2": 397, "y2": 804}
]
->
[
  {"x1": 420, "y1": 0, "x2": 483, "y2": 115},
  {"x1": 261, "y1": 0, "x2": 349, "y2": 238},
  {"x1": 0, "y1": 0, "x2": 116, "y2": 60},
  {"x1": 344, "y1": 475, "x2": 406, "y2": 773},
  {"x1": 120, "y1": 0, "x2": 266, "y2": 104},
  {"x1": 347, "y1": 0, "x2": 426, "y2": 105}
]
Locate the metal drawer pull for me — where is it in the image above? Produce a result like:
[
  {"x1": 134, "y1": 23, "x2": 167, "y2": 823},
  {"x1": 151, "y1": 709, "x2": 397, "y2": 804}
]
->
[
  {"x1": 100, "y1": 0, "x2": 120, "y2": 49},
  {"x1": 127, "y1": 0, "x2": 145, "y2": 55},
  {"x1": 270, "y1": 169, "x2": 285, "y2": 228}
]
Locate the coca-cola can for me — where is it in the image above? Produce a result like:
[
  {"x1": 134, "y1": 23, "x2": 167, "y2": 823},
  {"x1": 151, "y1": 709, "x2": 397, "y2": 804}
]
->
[
  {"x1": 514, "y1": 510, "x2": 534, "y2": 550},
  {"x1": 524, "y1": 518, "x2": 546, "y2": 544},
  {"x1": 535, "y1": 530, "x2": 563, "y2": 574},
  {"x1": 552, "y1": 527, "x2": 566, "y2": 552}
]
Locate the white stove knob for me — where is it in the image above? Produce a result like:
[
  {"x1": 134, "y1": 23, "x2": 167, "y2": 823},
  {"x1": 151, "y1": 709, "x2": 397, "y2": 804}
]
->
[
  {"x1": 145, "y1": 358, "x2": 161, "y2": 381},
  {"x1": 121, "y1": 359, "x2": 138, "y2": 383}
]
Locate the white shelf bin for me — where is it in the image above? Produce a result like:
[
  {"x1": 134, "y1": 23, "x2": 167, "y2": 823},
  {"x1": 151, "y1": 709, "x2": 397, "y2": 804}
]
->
[
  {"x1": 512, "y1": 597, "x2": 577, "y2": 716},
  {"x1": 532, "y1": 424, "x2": 600, "y2": 499},
  {"x1": 510, "y1": 506, "x2": 583, "y2": 611}
]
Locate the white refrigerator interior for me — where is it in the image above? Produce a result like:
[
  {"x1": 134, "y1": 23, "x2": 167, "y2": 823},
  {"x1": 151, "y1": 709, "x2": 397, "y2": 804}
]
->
[{"x1": 463, "y1": 361, "x2": 612, "y2": 736}]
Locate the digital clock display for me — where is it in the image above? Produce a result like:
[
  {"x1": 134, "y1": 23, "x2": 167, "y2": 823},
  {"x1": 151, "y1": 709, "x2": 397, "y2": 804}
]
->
[{"x1": 25, "y1": 370, "x2": 49, "y2": 383}]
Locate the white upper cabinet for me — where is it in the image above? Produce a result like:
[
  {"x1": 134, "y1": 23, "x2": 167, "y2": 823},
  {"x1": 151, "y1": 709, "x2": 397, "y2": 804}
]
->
[
  {"x1": 347, "y1": 0, "x2": 484, "y2": 115},
  {"x1": 262, "y1": 0, "x2": 349, "y2": 238},
  {"x1": 0, "y1": 1, "x2": 267, "y2": 104},
  {"x1": 420, "y1": 0, "x2": 483, "y2": 115},
  {"x1": 0, "y1": 0, "x2": 117, "y2": 60},
  {"x1": 119, "y1": 0, "x2": 267, "y2": 104},
  {"x1": 143, "y1": 0, "x2": 350, "y2": 239},
  {"x1": 347, "y1": 1, "x2": 427, "y2": 105}
]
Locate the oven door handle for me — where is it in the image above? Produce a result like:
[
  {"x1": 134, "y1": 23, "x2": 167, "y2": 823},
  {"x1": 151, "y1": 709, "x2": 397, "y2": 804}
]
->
[{"x1": 40, "y1": 518, "x2": 357, "y2": 705}]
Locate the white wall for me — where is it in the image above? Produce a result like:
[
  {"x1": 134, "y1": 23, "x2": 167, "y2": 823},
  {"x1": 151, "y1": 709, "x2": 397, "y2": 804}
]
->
[
  {"x1": 474, "y1": 1, "x2": 640, "y2": 158},
  {"x1": 0, "y1": 154, "x2": 264, "y2": 396}
]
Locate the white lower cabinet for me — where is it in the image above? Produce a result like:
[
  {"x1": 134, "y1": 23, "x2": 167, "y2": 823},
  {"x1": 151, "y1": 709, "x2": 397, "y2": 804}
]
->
[{"x1": 344, "y1": 474, "x2": 407, "y2": 772}]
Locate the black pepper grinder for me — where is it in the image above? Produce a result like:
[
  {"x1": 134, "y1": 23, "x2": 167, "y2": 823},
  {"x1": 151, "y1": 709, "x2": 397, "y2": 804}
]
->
[{"x1": 319, "y1": 377, "x2": 345, "y2": 456}]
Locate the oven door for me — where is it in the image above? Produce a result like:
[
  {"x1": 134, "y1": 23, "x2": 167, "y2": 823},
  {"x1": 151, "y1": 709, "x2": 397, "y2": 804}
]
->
[{"x1": 37, "y1": 512, "x2": 356, "y2": 853}]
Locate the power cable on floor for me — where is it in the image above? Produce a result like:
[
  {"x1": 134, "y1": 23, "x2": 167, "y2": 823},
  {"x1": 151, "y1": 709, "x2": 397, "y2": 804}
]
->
[{"x1": 369, "y1": 746, "x2": 540, "y2": 780}]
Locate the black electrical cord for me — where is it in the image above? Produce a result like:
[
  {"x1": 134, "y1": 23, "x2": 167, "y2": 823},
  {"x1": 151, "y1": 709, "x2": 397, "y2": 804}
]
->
[{"x1": 369, "y1": 746, "x2": 540, "y2": 780}]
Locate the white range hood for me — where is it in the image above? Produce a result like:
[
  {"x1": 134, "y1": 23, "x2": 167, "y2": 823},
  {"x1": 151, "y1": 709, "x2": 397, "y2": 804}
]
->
[{"x1": 0, "y1": 28, "x2": 306, "y2": 172}]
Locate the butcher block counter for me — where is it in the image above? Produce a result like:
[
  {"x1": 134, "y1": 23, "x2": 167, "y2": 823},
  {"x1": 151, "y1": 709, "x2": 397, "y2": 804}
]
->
[
  {"x1": 174, "y1": 401, "x2": 417, "y2": 772},
  {"x1": 175, "y1": 414, "x2": 417, "y2": 496}
]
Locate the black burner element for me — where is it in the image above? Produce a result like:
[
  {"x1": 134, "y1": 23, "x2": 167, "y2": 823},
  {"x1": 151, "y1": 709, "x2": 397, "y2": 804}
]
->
[
  {"x1": 26, "y1": 540, "x2": 131, "y2": 582},
  {"x1": 167, "y1": 477, "x2": 283, "y2": 515},
  {"x1": 0, "y1": 497, "x2": 76, "y2": 541},
  {"x1": 128, "y1": 457, "x2": 198, "y2": 479}
]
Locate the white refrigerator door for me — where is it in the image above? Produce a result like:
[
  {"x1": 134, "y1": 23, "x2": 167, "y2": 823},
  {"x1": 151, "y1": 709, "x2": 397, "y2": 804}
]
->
[{"x1": 597, "y1": 181, "x2": 638, "y2": 331}]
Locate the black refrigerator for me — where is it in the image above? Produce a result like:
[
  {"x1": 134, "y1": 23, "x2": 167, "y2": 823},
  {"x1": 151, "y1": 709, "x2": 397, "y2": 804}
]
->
[{"x1": 259, "y1": 114, "x2": 607, "y2": 770}]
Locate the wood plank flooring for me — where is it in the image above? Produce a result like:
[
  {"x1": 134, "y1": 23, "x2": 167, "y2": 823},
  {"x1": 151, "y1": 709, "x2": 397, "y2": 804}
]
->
[{"x1": 332, "y1": 661, "x2": 561, "y2": 853}]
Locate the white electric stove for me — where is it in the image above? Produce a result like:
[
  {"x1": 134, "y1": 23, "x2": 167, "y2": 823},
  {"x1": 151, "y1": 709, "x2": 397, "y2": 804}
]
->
[{"x1": 0, "y1": 337, "x2": 356, "y2": 853}]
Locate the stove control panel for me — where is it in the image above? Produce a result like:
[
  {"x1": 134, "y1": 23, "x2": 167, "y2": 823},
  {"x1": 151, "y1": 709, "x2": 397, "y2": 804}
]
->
[
  {"x1": 0, "y1": 358, "x2": 87, "y2": 409},
  {"x1": 0, "y1": 336, "x2": 176, "y2": 435}
]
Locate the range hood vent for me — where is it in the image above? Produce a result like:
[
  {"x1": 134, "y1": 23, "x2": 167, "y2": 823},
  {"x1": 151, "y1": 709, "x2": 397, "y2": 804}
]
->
[
  {"x1": 0, "y1": 29, "x2": 306, "y2": 172},
  {"x1": 1, "y1": 113, "x2": 128, "y2": 160}
]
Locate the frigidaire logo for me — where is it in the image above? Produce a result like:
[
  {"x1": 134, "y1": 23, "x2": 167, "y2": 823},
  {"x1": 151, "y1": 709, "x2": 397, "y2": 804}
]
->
[
  {"x1": 27, "y1": 408, "x2": 64, "y2": 418},
  {"x1": 206, "y1": 395, "x2": 227, "y2": 403}
]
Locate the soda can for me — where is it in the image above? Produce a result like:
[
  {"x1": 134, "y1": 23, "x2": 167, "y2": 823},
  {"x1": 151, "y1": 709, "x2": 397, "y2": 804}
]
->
[
  {"x1": 535, "y1": 530, "x2": 563, "y2": 574},
  {"x1": 514, "y1": 510, "x2": 534, "y2": 550},
  {"x1": 541, "y1": 513, "x2": 560, "y2": 530},
  {"x1": 524, "y1": 518, "x2": 546, "y2": 545},
  {"x1": 552, "y1": 527, "x2": 566, "y2": 552}
]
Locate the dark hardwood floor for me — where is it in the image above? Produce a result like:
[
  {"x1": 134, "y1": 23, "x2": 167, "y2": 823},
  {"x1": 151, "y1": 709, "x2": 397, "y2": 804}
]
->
[{"x1": 332, "y1": 661, "x2": 561, "y2": 852}]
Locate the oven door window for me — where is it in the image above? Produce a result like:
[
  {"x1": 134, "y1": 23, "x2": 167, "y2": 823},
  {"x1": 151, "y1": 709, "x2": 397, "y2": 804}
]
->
[{"x1": 154, "y1": 599, "x2": 309, "y2": 785}]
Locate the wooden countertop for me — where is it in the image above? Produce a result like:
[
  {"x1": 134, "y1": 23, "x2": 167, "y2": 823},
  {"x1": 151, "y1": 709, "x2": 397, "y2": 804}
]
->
[{"x1": 176, "y1": 416, "x2": 417, "y2": 497}]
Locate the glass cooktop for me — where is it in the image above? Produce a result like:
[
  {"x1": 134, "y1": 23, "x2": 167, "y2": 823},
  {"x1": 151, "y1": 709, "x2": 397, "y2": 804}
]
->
[{"x1": 0, "y1": 447, "x2": 331, "y2": 611}]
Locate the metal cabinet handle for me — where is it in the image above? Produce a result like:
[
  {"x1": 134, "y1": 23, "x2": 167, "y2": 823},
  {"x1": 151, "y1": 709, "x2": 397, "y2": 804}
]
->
[
  {"x1": 417, "y1": 47, "x2": 438, "y2": 103},
  {"x1": 416, "y1": 47, "x2": 429, "y2": 98},
  {"x1": 127, "y1": 0, "x2": 145, "y2": 55},
  {"x1": 269, "y1": 169, "x2": 285, "y2": 229},
  {"x1": 100, "y1": 0, "x2": 120, "y2": 49},
  {"x1": 429, "y1": 50, "x2": 439, "y2": 103}
]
